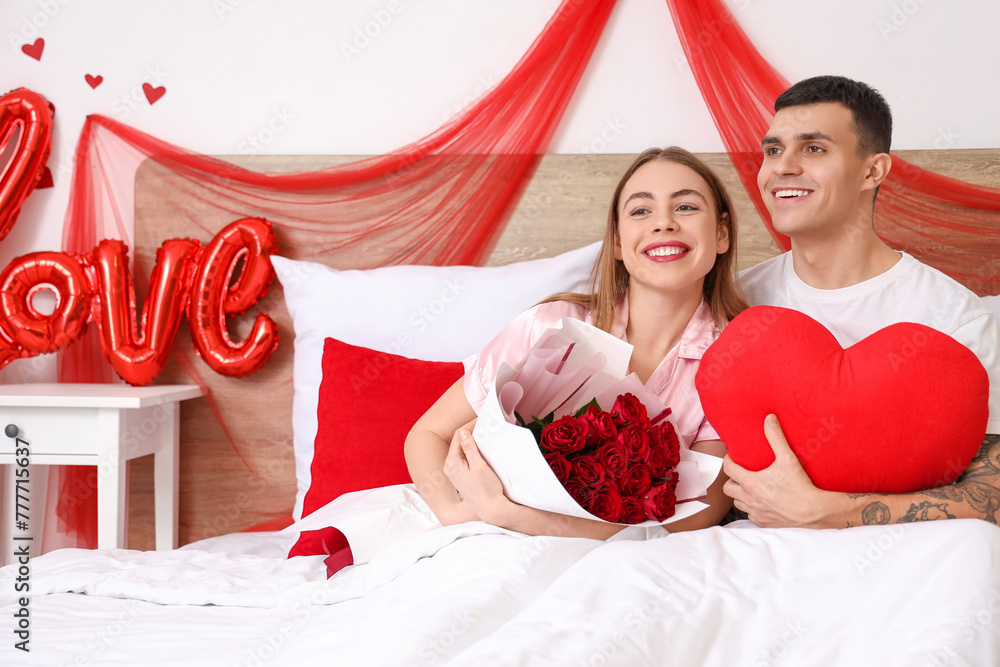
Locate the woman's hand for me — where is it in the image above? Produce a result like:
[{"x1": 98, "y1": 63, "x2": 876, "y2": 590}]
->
[
  {"x1": 443, "y1": 420, "x2": 508, "y2": 521},
  {"x1": 442, "y1": 420, "x2": 623, "y2": 539},
  {"x1": 404, "y1": 379, "x2": 481, "y2": 525}
]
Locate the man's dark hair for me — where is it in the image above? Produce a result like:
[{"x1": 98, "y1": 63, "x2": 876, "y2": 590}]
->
[{"x1": 774, "y1": 75, "x2": 892, "y2": 157}]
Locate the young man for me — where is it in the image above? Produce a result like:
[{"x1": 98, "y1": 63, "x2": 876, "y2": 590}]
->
[{"x1": 725, "y1": 75, "x2": 1000, "y2": 528}]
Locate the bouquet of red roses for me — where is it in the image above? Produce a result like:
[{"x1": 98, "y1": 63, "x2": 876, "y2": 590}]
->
[
  {"x1": 524, "y1": 393, "x2": 681, "y2": 523},
  {"x1": 472, "y1": 317, "x2": 719, "y2": 526}
]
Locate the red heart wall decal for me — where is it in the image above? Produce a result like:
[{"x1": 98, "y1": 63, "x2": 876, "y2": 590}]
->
[
  {"x1": 85, "y1": 74, "x2": 103, "y2": 89},
  {"x1": 696, "y1": 306, "x2": 989, "y2": 494},
  {"x1": 0, "y1": 89, "x2": 54, "y2": 243},
  {"x1": 143, "y1": 83, "x2": 166, "y2": 105},
  {"x1": 21, "y1": 38, "x2": 44, "y2": 60}
]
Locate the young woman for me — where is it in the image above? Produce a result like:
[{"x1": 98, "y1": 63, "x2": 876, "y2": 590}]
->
[{"x1": 405, "y1": 147, "x2": 748, "y2": 539}]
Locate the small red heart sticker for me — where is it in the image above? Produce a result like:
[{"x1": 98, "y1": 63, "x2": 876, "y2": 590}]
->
[
  {"x1": 21, "y1": 38, "x2": 44, "y2": 60},
  {"x1": 143, "y1": 83, "x2": 166, "y2": 105},
  {"x1": 85, "y1": 74, "x2": 103, "y2": 89}
]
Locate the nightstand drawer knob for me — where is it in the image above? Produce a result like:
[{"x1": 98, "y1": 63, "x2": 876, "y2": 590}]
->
[{"x1": 5, "y1": 423, "x2": 18, "y2": 438}]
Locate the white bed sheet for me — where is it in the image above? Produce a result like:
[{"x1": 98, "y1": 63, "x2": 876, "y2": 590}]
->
[{"x1": 2, "y1": 484, "x2": 999, "y2": 666}]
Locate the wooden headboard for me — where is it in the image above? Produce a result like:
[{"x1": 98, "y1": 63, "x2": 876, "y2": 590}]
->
[{"x1": 125, "y1": 149, "x2": 1000, "y2": 549}]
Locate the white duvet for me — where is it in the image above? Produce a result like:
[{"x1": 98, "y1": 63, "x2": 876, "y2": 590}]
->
[{"x1": 2, "y1": 484, "x2": 999, "y2": 666}]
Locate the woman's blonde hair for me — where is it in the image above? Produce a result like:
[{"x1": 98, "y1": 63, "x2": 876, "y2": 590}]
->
[{"x1": 546, "y1": 147, "x2": 749, "y2": 331}]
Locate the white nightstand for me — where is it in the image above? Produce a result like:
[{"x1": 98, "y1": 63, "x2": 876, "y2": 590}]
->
[{"x1": 0, "y1": 383, "x2": 203, "y2": 550}]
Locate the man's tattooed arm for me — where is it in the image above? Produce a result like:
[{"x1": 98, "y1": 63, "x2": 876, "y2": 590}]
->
[{"x1": 846, "y1": 434, "x2": 1000, "y2": 527}]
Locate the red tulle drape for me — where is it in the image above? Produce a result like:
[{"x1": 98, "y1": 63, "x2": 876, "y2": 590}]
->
[
  {"x1": 52, "y1": 0, "x2": 618, "y2": 549},
  {"x1": 665, "y1": 0, "x2": 1000, "y2": 295}
]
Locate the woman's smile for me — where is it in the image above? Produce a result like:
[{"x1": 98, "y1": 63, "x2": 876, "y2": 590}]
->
[{"x1": 643, "y1": 241, "x2": 691, "y2": 262}]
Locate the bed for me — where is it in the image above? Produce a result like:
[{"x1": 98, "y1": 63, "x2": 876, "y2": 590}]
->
[{"x1": 2, "y1": 150, "x2": 999, "y2": 665}]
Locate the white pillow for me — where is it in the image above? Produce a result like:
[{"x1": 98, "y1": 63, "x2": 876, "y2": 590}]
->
[{"x1": 272, "y1": 243, "x2": 601, "y2": 519}]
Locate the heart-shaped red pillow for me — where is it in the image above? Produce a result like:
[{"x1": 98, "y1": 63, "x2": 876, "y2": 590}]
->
[{"x1": 696, "y1": 306, "x2": 990, "y2": 493}]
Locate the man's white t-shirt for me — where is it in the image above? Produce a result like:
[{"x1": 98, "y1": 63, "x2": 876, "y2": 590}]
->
[{"x1": 740, "y1": 251, "x2": 1000, "y2": 435}]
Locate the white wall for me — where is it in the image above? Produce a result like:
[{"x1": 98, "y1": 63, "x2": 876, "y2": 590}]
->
[{"x1": 3, "y1": 0, "x2": 999, "y2": 265}]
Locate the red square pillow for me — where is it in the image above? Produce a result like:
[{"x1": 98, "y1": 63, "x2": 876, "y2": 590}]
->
[{"x1": 302, "y1": 337, "x2": 465, "y2": 516}]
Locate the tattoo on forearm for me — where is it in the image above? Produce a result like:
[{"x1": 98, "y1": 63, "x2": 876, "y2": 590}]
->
[
  {"x1": 931, "y1": 434, "x2": 1000, "y2": 525},
  {"x1": 897, "y1": 501, "x2": 956, "y2": 523},
  {"x1": 847, "y1": 435, "x2": 1000, "y2": 527},
  {"x1": 861, "y1": 501, "x2": 890, "y2": 525}
]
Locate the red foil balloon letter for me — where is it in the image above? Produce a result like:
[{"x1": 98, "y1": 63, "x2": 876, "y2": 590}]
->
[
  {"x1": 91, "y1": 238, "x2": 201, "y2": 386},
  {"x1": 188, "y1": 218, "x2": 278, "y2": 376},
  {"x1": 0, "y1": 252, "x2": 90, "y2": 364},
  {"x1": 0, "y1": 88, "x2": 54, "y2": 243}
]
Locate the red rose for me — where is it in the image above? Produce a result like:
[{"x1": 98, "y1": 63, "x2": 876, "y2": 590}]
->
[
  {"x1": 565, "y1": 480, "x2": 593, "y2": 509},
  {"x1": 620, "y1": 465, "x2": 652, "y2": 497},
  {"x1": 616, "y1": 424, "x2": 650, "y2": 463},
  {"x1": 647, "y1": 446, "x2": 668, "y2": 479},
  {"x1": 572, "y1": 454, "x2": 606, "y2": 487},
  {"x1": 544, "y1": 453, "x2": 572, "y2": 484},
  {"x1": 540, "y1": 415, "x2": 588, "y2": 456},
  {"x1": 643, "y1": 474, "x2": 678, "y2": 521},
  {"x1": 589, "y1": 484, "x2": 624, "y2": 522},
  {"x1": 648, "y1": 420, "x2": 680, "y2": 470},
  {"x1": 618, "y1": 496, "x2": 647, "y2": 524},
  {"x1": 611, "y1": 393, "x2": 650, "y2": 429},
  {"x1": 579, "y1": 405, "x2": 618, "y2": 445},
  {"x1": 596, "y1": 440, "x2": 628, "y2": 480}
]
